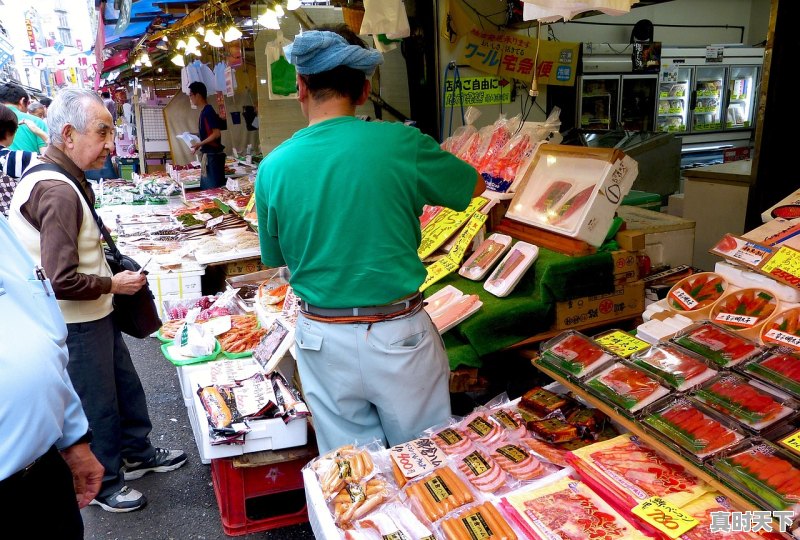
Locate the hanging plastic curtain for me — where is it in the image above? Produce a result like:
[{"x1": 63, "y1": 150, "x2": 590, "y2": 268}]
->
[{"x1": 521, "y1": 0, "x2": 638, "y2": 22}]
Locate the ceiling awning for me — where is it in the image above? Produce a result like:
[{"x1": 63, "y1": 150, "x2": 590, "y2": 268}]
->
[
  {"x1": 104, "y1": 20, "x2": 152, "y2": 46},
  {"x1": 101, "y1": 49, "x2": 130, "y2": 73}
]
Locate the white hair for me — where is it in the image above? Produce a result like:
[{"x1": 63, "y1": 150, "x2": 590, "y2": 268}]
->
[{"x1": 47, "y1": 88, "x2": 105, "y2": 145}]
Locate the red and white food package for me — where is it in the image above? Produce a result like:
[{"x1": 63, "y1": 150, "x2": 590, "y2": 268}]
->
[
  {"x1": 348, "y1": 503, "x2": 435, "y2": 540},
  {"x1": 441, "y1": 106, "x2": 482, "y2": 155}
]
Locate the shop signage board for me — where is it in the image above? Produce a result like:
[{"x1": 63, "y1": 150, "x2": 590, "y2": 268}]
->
[
  {"x1": 443, "y1": 76, "x2": 511, "y2": 107},
  {"x1": 457, "y1": 28, "x2": 579, "y2": 87},
  {"x1": 710, "y1": 233, "x2": 800, "y2": 290}
]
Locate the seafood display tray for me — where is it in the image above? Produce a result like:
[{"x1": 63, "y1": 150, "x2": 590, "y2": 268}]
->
[{"x1": 531, "y1": 357, "x2": 768, "y2": 515}]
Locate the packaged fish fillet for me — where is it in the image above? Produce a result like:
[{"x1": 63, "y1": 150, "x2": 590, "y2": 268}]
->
[
  {"x1": 692, "y1": 372, "x2": 798, "y2": 434},
  {"x1": 584, "y1": 362, "x2": 670, "y2": 416},
  {"x1": 483, "y1": 241, "x2": 538, "y2": 298},
  {"x1": 712, "y1": 440, "x2": 800, "y2": 516},
  {"x1": 458, "y1": 233, "x2": 512, "y2": 281},
  {"x1": 631, "y1": 342, "x2": 717, "y2": 391},
  {"x1": 642, "y1": 397, "x2": 747, "y2": 462},
  {"x1": 537, "y1": 331, "x2": 615, "y2": 379},
  {"x1": 743, "y1": 348, "x2": 800, "y2": 399},
  {"x1": 424, "y1": 285, "x2": 482, "y2": 334},
  {"x1": 671, "y1": 322, "x2": 764, "y2": 368}
]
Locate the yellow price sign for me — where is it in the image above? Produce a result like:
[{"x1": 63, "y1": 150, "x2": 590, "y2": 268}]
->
[
  {"x1": 632, "y1": 497, "x2": 698, "y2": 539},
  {"x1": 244, "y1": 193, "x2": 256, "y2": 213},
  {"x1": 761, "y1": 246, "x2": 800, "y2": 287},
  {"x1": 595, "y1": 330, "x2": 651, "y2": 358},
  {"x1": 780, "y1": 429, "x2": 800, "y2": 456},
  {"x1": 448, "y1": 213, "x2": 487, "y2": 264},
  {"x1": 419, "y1": 256, "x2": 460, "y2": 292},
  {"x1": 418, "y1": 197, "x2": 487, "y2": 260}
]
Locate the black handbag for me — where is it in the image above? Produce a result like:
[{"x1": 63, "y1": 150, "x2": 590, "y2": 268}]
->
[{"x1": 25, "y1": 164, "x2": 162, "y2": 338}]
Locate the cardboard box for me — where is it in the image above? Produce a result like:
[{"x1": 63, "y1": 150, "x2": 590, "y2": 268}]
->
[
  {"x1": 224, "y1": 258, "x2": 269, "y2": 277},
  {"x1": 554, "y1": 280, "x2": 645, "y2": 330},
  {"x1": 612, "y1": 250, "x2": 639, "y2": 284},
  {"x1": 506, "y1": 144, "x2": 638, "y2": 247}
]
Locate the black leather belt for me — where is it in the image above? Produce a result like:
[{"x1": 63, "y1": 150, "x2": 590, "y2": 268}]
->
[
  {"x1": 300, "y1": 292, "x2": 423, "y2": 318},
  {"x1": 3, "y1": 446, "x2": 55, "y2": 483}
]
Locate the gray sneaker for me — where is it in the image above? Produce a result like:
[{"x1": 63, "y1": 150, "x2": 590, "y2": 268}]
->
[
  {"x1": 123, "y1": 447, "x2": 188, "y2": 480},
  {"x1": 90, "y1": 486, "x2": 147, "y2": 513}
]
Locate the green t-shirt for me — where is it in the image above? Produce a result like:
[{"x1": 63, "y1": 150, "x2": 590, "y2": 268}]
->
[
  {"x1": 8, "y1": 108, "x2": 47, "y2": 153},
  {"x1": 256, "y1": 116, "x2": 477, "y2": 308}
]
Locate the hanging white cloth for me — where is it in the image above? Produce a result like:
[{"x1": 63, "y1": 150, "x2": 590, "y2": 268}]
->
[{"x1": 522, "y1": 0, "x2": 637, "y2": 22}]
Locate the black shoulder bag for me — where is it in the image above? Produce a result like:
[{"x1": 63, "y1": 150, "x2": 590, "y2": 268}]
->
[{"x1": 25, "y1": 163, "x2": 162, "y2": 338}]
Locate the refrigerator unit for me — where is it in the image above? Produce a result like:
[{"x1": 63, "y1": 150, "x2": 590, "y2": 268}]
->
[{"x1": 658, "y1": 46, "x2": 763, "y2": 167}]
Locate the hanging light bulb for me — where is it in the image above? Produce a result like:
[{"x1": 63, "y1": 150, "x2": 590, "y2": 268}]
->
[
  {"x1": 186, "y1": 35, "x2": 201, "y2": 49},
  {"x1": 206, "y1": 30, "x2": 224, "y2": 48},
  {"x1": 274, "y1": 5, "x2": 285, "y2": 17},
  {"x1": 286, "y1": 0, "x2": 301, "y2": 10},
  {"x1": 161, "y1": 35, "x2": 169, "y2": 42},
  {"x1": 196, "y1": 26, "x2": 205, "y2": 36},
  {"x1": 176, "y1": 38, "x2": 187, "y2": 50},
  {"x1": 171, "y1": 53, "x2": 185, "y2": 67},
  {"x1": 257, "y1": 9, "x2": 280, "y2": 29},
  {"x1": 224, "y1": 25, "x2": 242, "y2": 42},
  {"x1": 140, "y1": 52, "x2": 150, "y2": 64}
]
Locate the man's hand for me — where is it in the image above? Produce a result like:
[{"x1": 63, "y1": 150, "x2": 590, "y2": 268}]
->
[
  {"x1": 190, "y1": 143, "x2": 201, "y2": 154},
  {"x1": 110, "y1": 270, "x2": 146, "y2": 295},
  {"x1": 60, "y1": 443, "x2": 104, "y2": 508}
]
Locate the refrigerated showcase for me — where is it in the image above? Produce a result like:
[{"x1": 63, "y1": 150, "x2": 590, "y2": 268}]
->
[
  {"x1": 577, "y1": 74, "x2": 657, "y2": 132},
  {"x1": 656, "y1": 68, "x2": 691, "y2": 133}
]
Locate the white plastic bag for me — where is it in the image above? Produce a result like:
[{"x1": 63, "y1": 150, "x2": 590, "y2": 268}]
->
[{"x1": 360, "y1": 0, "x2": 411, "y2": 39}]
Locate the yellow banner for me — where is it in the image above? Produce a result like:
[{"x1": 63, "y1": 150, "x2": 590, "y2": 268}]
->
[
  {"x1": 420, "y1": 256, "x2": 460, "y2": 292},
  {"x1": 458, "y1": 28, "x2": 578, "y2": 86},
  {"x1": 418, "y1": 197, "x2": 487, "y2": 260},
  {"x1": 448, "y1": 213, "x2": 488, "y2": 264}
]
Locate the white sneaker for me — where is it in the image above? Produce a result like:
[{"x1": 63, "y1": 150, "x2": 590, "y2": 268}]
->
[{"x1": 89, "y1": 486, "x2": 147, "y2": 513}]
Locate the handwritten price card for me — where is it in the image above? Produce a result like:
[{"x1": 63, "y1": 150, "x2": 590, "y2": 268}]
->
[
  {"x1": 780, "y1": 429, "x2": 800, "y2": 456},
  {"x1": 761, "y1": 246, "x2": 800, "y2": 289},
  {"x1": 595, "y1": 330, "x2": 651, "y2": 358},
  {"x1": 633, "y1": 497, "x2": 698, "y2": 538}
]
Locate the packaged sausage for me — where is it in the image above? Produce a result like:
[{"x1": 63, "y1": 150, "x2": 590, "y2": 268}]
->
[
  {"x1": 310, "y1": 443, "x2": 380, "y2": 501},
  {"x1": 403, "y1": 465, "x2": 475, "y2": 523},
  {"x1": 329, "y1": 475, "x2": 393, "y2": 527},
  {"x1": 438, "y1": 501, "x2": 519, "y2": 540}
]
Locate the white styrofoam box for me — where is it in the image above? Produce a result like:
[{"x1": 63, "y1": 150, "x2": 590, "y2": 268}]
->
[
  {"x1": 715, "y1": 260, "x2": 800, "y2": 304},
  {"x1": 637, "y1": 319, "x2": 677, "y2": 345},
  {"x1": 666, "y1": 193, "x2": 685, "y2": 218},
  {"x1": 616, "y1": 206, "x2": 695, "y2": 269},
  {"x1": 147, "y1": 268, "x2": 205, "y2": 297},
  {"x1": 188, "y1": 370, "x2": 307, "y2": 463},
  {"x1": 304, "y1": 468, "x2": 341, "y2": 540},
  {"x1": 507, "y1": 144, "x2": 638, "y2": 247},
  {"x1": 176, "y1": 363, "x2": 213, "y2": 405}
]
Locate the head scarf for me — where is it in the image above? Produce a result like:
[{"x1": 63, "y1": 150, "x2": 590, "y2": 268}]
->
[{"x1": 283, "y1": 30, "x2": 384, "y2": 77}]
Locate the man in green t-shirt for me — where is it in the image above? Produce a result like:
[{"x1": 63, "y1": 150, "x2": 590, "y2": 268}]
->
[
  {"x1": 256, "y1": 25, "x2": 482, "y2": 453},
  {"x1": 0, "y1": 83, "x2": 48, "y2": 153}
]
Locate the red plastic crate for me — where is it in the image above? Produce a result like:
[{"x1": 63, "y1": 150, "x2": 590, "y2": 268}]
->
[{"x1": 211, "y1": 446, "x2": 315, "y2": 536}]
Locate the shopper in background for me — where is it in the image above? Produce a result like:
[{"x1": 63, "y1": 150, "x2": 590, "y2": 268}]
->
[
  {"x1": 7, "y1": 88, "x2": 187, "y2": 513},
  {"x1": 0, "y1": 82, "x2": 48, "y2": 153},
  {"x1": 0, "y1": 104, "x2": 41, "y2": 216},
  {"x1": 0, "y1": 214, "x2": 104, "y2": 539},
  {"x1": 39, "y1": 96, "x2": 52, "y2": 116},
  {"x1": 28, "y1": 101, "x2": 46, "y2": 119},
  {"x1": 101, "y1": 91, "x2": 117, "y2": 124},
  {"x1": 255, "y1": 25, "x2": 482, "y2": 454},
  {"x1": 188, "y1": 81, "x2": 226, "y2": 189}
]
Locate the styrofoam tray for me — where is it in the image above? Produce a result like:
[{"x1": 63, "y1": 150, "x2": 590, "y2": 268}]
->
[
  {"x1": 483, "y1": 241, "x2": 538, "y2": 298},
  {"x1": 424, "y1": 285, "x2": 482, "y2": 334},
  {"x1": 458, "y1": 233, "x2": 513, "y2": 281}
]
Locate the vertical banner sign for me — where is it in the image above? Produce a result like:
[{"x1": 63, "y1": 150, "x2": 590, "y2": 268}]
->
[
  {"x1": 94, "y1": 5, "x2": 105, "y2": 90},
  {"x1": 25, "y1": 20, "x2": 37, "y2": 51}
]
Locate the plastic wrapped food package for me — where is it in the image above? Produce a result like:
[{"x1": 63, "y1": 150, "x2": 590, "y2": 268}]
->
[
  {"x1": 630, "y1": 342, "x2": 717, "y2": 391},
  {"x1": 666, "y1": 272, "x2": 728, "y2": 319},
  {"x1": 671, "y1": 322, "x2": 764, "y2": 368},
  {"x1": 744, "y1": 348, "x2": 800, "y2": 398},
  {"x1": 438, "y1": 501, "x2": 519, "y2": 540},
  {"x1": 483, "y1": 241, "x2": 538, "y2": 297},
  {"x1": 458, "y1": 233, "x2": 512, "y2": 281},
  {"x1": 761, "y1": 307, "x2": 800, "y2": 351},
  {"x1": 584, "y1": 362, "x2": 670, "y2": 415},
  {"x1": 538, "y1": 331, "x2": 615, "y2": 379},
  {"x1": 440, "y1": 106, "x2": 482, "y2": 156},
  {"x1": 402, "y1": 465, "x2": 475, "y2": 523}
]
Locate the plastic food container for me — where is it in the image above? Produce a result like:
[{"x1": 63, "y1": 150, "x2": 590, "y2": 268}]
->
[
  {"x1": 630, "y1": 343, "x2": 717, "y2": 391},
  {"x1": 584, "y1": 362, "x2": 670, "y2": 417},
  {"x1": 742, "y1": 348, "x2": 800, "y2": 399},
  {"x1": 711, "y1": 439, "x2": 800, "y2": 515},
  {"x1": 483, "y1": 241, "x2": 538, "y2": 297},
  {"x1": 666, "y1": 272, "x2": 728, "y2": 320},
  {"x1": 458, "y1": 233, "x2": 512, "y2": 281},
  {"x1": 424, "y1": 285, "x2": 482, "y2": 334},
  {"x1": 709, "y1": 287, "x2": 779, "y2": 340},
  {"x1": 537, "y1": 331, "x2": 615, "y2": 380},
  {"x1": 761, "y1": 307, "x2": 800, "y2": 351},
  {"x1": 642, "y1": 396, "x2": 748, "y2": 462},
  {"x1": 691, "y1": 372, "x2": 799, "y2": 434},
  {"x1": 671, "y1": 322, "x2": 764, "y2": 369}
]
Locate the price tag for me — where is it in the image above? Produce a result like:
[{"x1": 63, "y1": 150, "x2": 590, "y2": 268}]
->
[
  {"x1": 780, "y1": 429, "x2": 800, "y2": 456},
  {"x1": 669, "y1": 288, "x2": 698, "y2": 310},
  {"x1": 244, "y1": 194, "x2": 256, "y2": 213},
  {"x1": 714, "y1": 312, "x2": 759, "y2": 328},
  {"x1": 194, "y1": 212, "x2": 213, "y2": 222},
  {"x1": 632, "y1": 497, "x2": 698, "y2": 538},
  {"x1": 762, "y1": 247, "x2": 800, "y2": 287},
  {"x1": 764, "y1": 329, "x2": 800, "y2": 349},
  {"x1": 595, "y1": 330, "x2": 650, "y2": 358},
  {"x1": 419, "y1": 256, "x2": 459, "y2": 292},
  {"x1": 206, "y1": 215, "x2": 224, "y2": 229}
]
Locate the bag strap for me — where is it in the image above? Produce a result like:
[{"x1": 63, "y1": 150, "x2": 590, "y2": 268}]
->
[{"x1": 23, "y1": 162, "x2": 124, "y2": 264}]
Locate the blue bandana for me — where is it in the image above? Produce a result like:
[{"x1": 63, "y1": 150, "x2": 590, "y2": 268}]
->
[{"x1": 283, "y1": 30, "x2": 384, "y2": 76}]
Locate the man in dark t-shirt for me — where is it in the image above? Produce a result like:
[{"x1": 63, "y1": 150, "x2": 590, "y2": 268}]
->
[{"x1": 188, "y1": 82, "x2": 226, "y2": 189}]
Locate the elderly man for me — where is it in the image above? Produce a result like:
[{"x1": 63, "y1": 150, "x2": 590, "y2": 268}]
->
[
  {"x1": 0, "y1": 214, "x2": 104, "y2": 539},
  {"x1": 255, "y1": 25, "x2": 482, "y2": 453},
  {"x1": 8, "y1": 88, "x2": 186, "y2": 513},
  {"x1": 0, "y1": 82, "x2": 48, "y2": 153}
]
